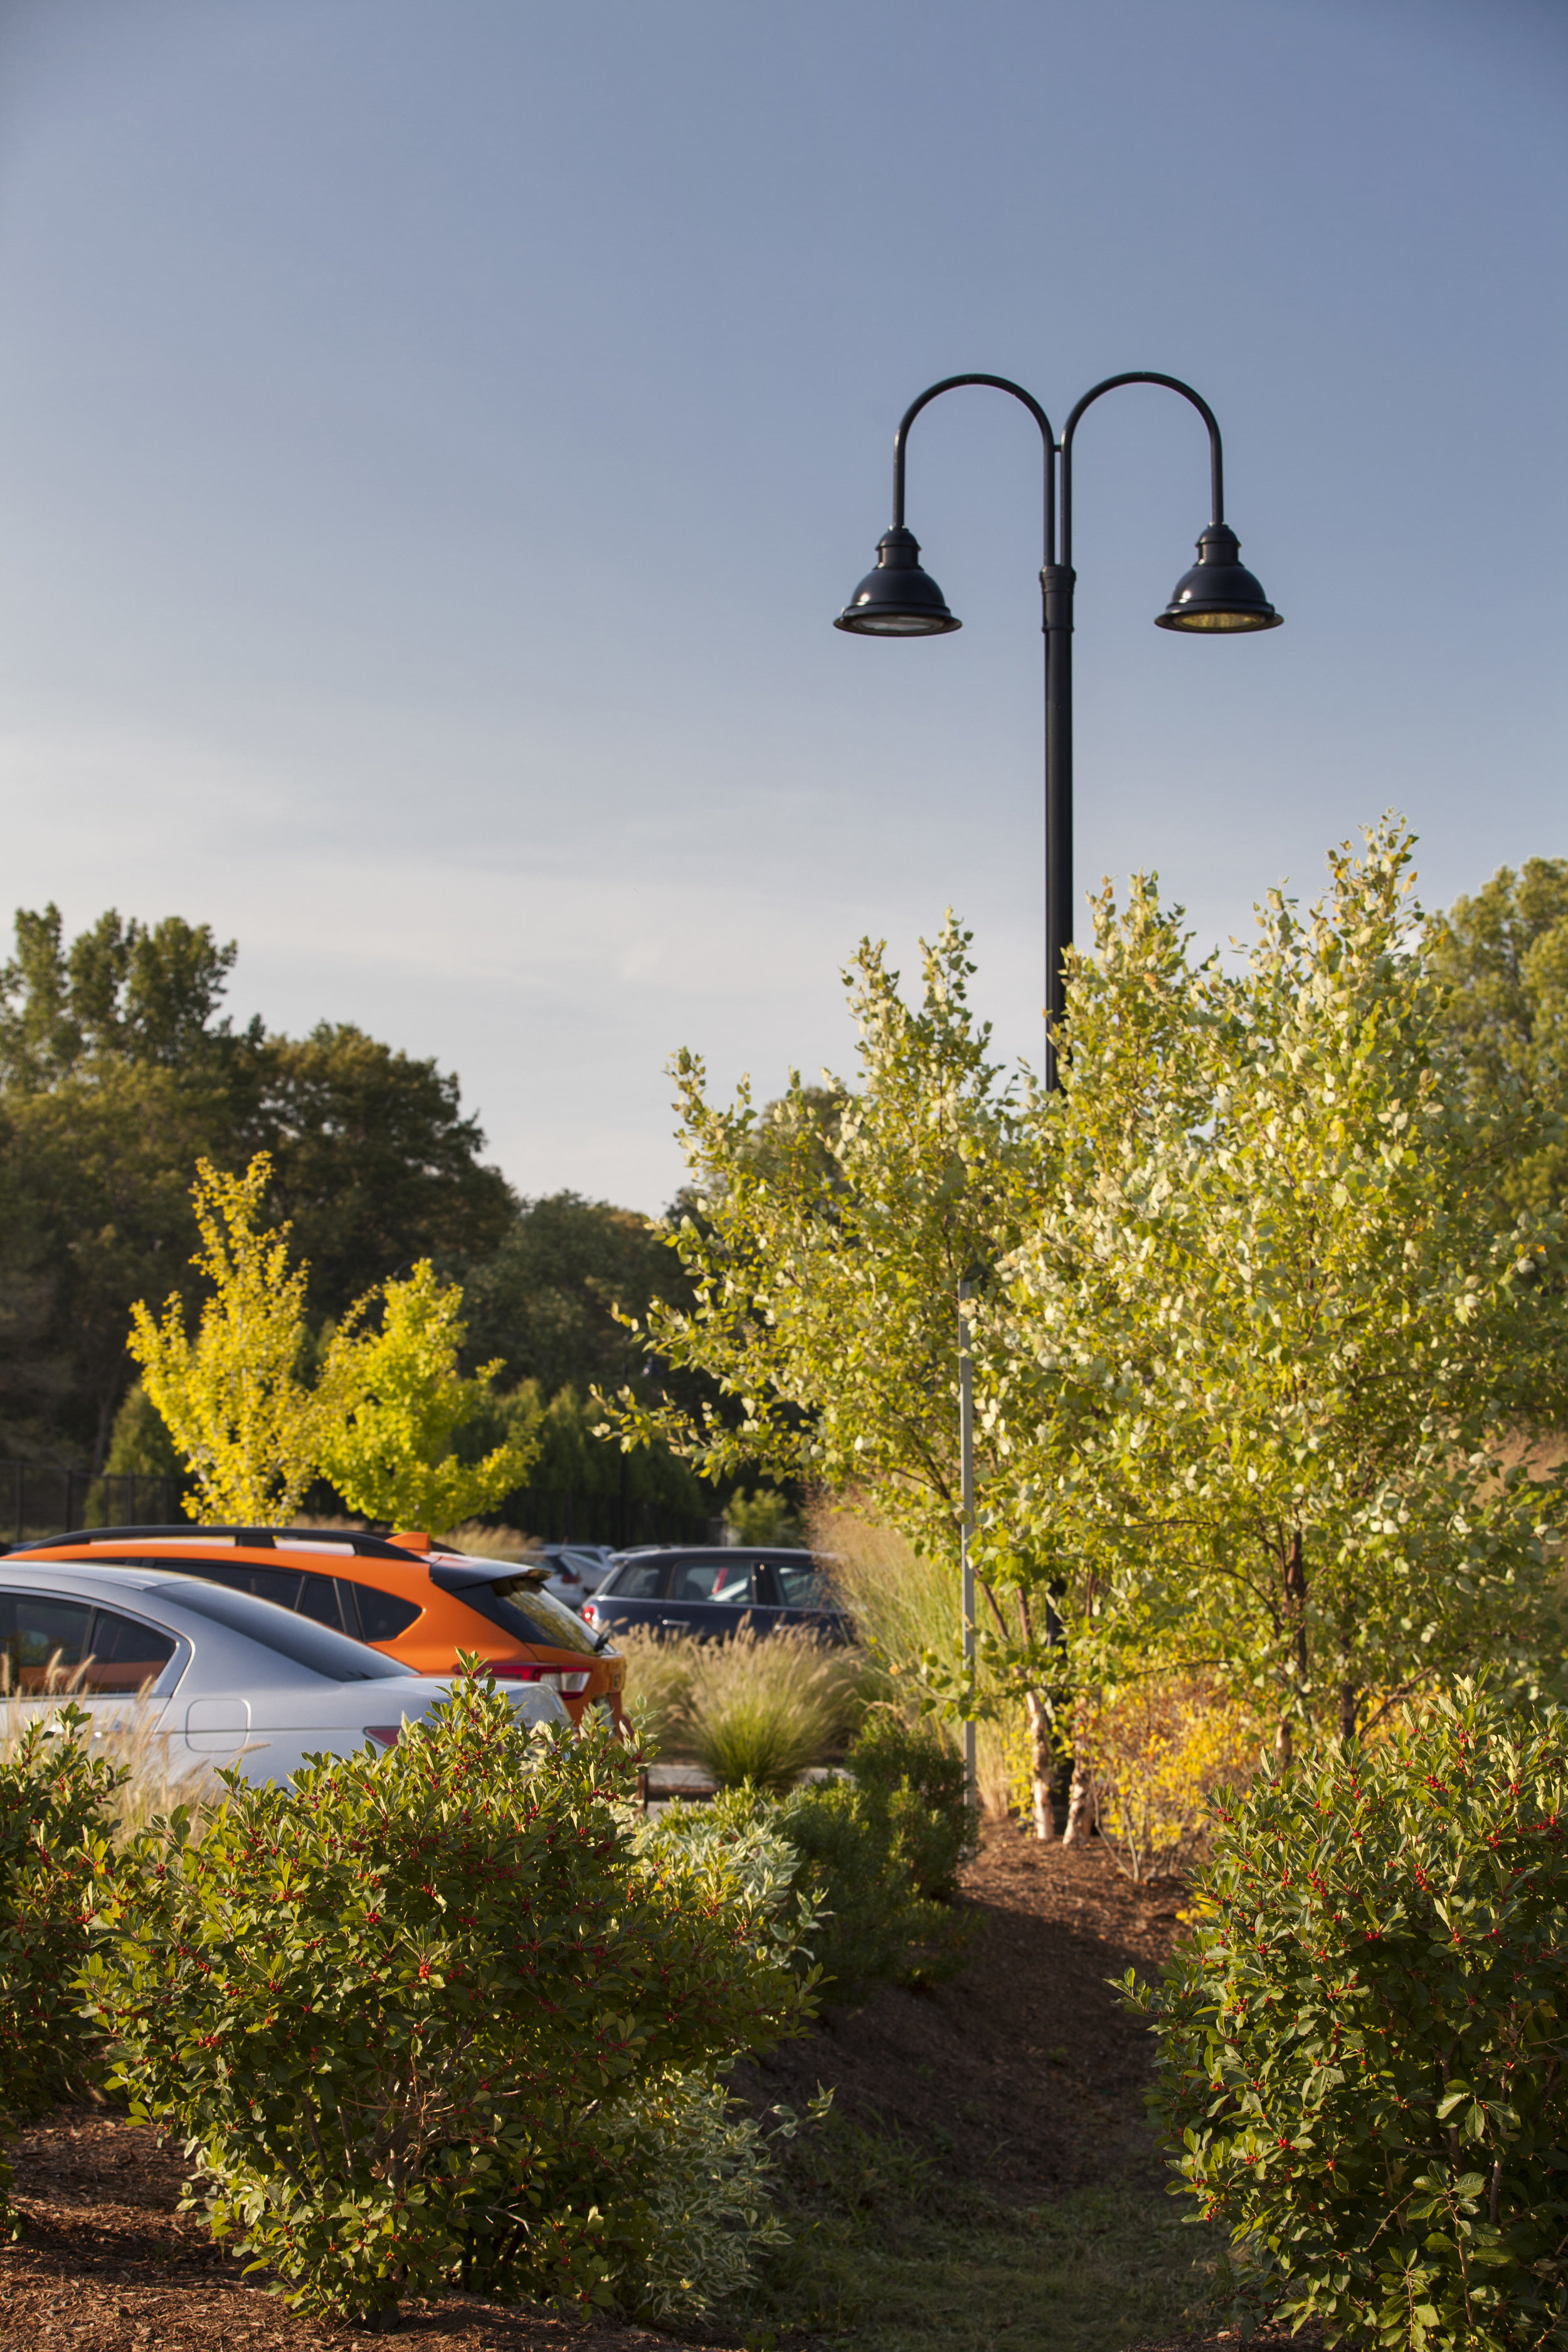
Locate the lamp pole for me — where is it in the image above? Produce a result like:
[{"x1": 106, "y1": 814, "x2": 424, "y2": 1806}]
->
[
  {"x1": 836, "y1": 373, "x2": 1281, "y2": 1827},
  {"x1": 957, "y1": 1274, "x2": 977, "y2": 1804},
  {"x1": 835, "y1": 370, "x2": 1281, "y2": 1089}
]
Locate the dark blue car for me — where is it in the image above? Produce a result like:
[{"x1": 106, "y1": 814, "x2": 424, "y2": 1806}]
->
[{"x1": 581, "y1": 1547, "x2": 846, "y2": 1644}]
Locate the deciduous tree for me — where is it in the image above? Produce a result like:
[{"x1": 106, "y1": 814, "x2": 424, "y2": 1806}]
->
[
  {"x1": 128, "y1": 1155, "x2": 365, "y2": 1524},
  {"x1": 1426, "y1": 856, "x2": 1568, "y2": 1219},
  {"x1": 992, "y1": 822, "x2": 1568, "y2": 1757},
  {"x1": 601, "y1": 920, "x2": 1059, "y2": 1823},
  {"x1": 320, "y1": 1259, "x2": 537, "y2": 1530}
]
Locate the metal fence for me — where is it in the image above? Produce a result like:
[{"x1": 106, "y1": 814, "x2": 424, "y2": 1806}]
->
[
  {"x1": 496, "y1": 1486, "x2": 717, "y2": 1550},
  {"x1": 0, "y1": 1465, "x2": 716, "y2": 1554},
  {"x1": 1, "y1": 1465, "x2": 184, "y2": 1546}
]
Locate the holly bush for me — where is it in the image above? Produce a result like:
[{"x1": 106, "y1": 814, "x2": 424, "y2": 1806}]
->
[
  {"x1": 1125, "y1": 1688, "x2": 1568, "y2": 2351},
  {"x1": 0, "y1": 1705, "x2": 122, "y2": 2228},
  {"x1": 82, "y1": 1676, "x2": 810, "y2": 2324}
]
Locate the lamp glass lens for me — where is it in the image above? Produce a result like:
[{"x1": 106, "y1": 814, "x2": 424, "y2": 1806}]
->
[
  {"x1": 850, "y1": 611, "x2": 950, "y2": 635},
  {"x1": 1167, "y1": 608, "x2": 1271, "y2": 632}
]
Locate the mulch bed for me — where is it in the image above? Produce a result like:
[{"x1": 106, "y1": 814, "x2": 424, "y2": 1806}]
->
[
  {"x1": 0, "y1": 2104, "x2": 696, "y2": 2352},
  {"x1": 742, "y1": 1822, "x2": 1186, "y2": 2200},
  {"x1": 0, "y1": 1828, "x2": 1236, "y2": 2349}
]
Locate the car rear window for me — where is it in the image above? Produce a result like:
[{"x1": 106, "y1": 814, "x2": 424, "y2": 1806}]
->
[
  {"x1": 80, "y1": 1607, "x2": 180, "y2": 1691},
  {"x1": 90, "y1": 1554, "x2": 426, "y2": 1648},
  {"x1": 147, "y1": 1577, "x2": 412, "y2": 1682},
  {"x1": 149, "y1": 1556, "x2": 355, "y2": 1630},
  {"x1": 345, "y1": 1583, "x2": 423, "y2": 1643},
  {"x1": 457, "y1": 1577, "x2": 601, "y2": 1656}
]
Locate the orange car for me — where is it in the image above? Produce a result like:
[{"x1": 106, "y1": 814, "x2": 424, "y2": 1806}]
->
[{"x1": 8, "y1": 1523, "x2": 625, "y2": 1729}]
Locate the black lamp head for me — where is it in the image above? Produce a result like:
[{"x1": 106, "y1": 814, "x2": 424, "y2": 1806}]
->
[
  {"x1": 835, "y1": 525, "x2": 960, "y2": 636},
  {"x1": 1155, "y1": 522, "x2": 1281, "y2": 633}
]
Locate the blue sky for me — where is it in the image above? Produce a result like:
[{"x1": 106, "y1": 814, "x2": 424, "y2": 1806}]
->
[{"x1": 0, "y1": 0, "x2": 1562, "y2": 1209}]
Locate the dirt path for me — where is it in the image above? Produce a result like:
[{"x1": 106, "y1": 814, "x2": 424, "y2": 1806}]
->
[{"x1": 744, "y1": 1824, "x2": 1187, "y2": 2200}]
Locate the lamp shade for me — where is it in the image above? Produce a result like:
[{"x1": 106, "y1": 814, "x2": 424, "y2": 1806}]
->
[
  {"x1": 835, "y1": 526, "x2": 960, "y2": 635},
  {"x1": 1155, "y1": 523, "x2": 1281, "y2": 633}
]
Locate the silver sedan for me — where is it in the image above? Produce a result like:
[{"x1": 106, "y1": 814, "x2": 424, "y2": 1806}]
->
[{"x1": 0, "y1": 1560, "x2": 568, "y2": 1783}]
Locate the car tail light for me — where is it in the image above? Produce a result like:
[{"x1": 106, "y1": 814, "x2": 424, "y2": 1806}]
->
[
  {"x1": 582, "y1": 1600, "x2": 603, "y2": 1627},
  {"x1": 363, "y1": 1725, "x2": 402, "y2": 1749},
  {"x1": 486, "y1": 1660, "x2": 593, "y2": 1696}
]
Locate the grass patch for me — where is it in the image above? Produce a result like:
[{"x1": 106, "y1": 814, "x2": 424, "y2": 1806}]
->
[
  {"x1": 617, "y1": 1621, "x2": 867, "y2": 1780},
  {"x1": 1, "y1": 1678, "x2": 218, "y2": 1838},
  {"x1": 744, "y1": 2104, "x2": 1214, "y2": 2352},
  {"x1": 682, "y1": 1623, "x2": 862, "y2": 1789}
]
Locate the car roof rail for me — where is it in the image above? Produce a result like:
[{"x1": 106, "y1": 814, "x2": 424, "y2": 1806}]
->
[{"x1": 5, "y1": 1524, "x2": 420, "y2": 1560}]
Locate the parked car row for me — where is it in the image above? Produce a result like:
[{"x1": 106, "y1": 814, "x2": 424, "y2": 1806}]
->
[
  {"x1": 0, "y1": 1555, "x2": 569, "y2": 1783},
  {"x1": 585, "y1": 1547, "x2": 847, "y2": 1643},
  {"x1": 0, "y1": 1523, "x2": 632, "y2": 1785},
  {"x1": 0, "y1": 1527, "x2": 847, "y2": 1794}
]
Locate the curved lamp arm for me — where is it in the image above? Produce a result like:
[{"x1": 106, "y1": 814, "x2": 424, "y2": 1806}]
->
[
  {"x1": 893, "y1": 374, "x2": 1058, "y2": 568},
  {"x1": 1061, "y1": 373, "x2": 1224, "y2": 569}
]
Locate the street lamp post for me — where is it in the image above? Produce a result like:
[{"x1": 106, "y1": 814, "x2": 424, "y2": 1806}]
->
[
  {"x1": 835, "y1": 371, "x2": 1282, "y2": 1090},
  {"x1": 836, "y1": 373, "x2": 1281, "y2": 1816}
]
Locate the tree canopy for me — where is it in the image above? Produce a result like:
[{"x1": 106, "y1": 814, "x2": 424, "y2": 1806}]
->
[
  {"x1": 1426, "y1": 856, "x2": 1568, "y2": 1218},
  {"x1": 992, "y1": 824, "x2": 1568, "y2": 1753},
  {"x1": 0, "y1": 904, "x2": 514, "y2": 1469},
  {"x1": 605, "y1": 822, "x2": 1568, "y2": 1777}
]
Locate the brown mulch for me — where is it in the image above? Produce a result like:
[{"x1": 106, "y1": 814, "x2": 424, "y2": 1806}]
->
[
  {"x1": 0, "y1": 1828, "x2": 1215, "y2": 2349},
  {"x1": 742, "y1": 1821, "x2": 1185, "y2": 2199},
  {"x1": 0, "y1": 2102, "x2": 697, "y2": 2351}
]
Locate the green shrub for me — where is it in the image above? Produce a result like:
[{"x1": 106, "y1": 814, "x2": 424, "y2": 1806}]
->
[
  {"x1": 647, "y1": 1761, "x2": 973, "y2": 2009},
  {"x1": 847, "y1": 1709, "x2": 976, "y2": 1900},
  {"x1": 726, "y1": 1486, "x2": 804, "y2": 1546},
  {"x1": 82, "y1": 1676, "x2": 811, "y2": 2325},
  {"x1": 0, "y1": 1704, "x2": 122, "y2": 2225},
  {"x1": 679, "y1": 1624, "x2": 861, "y2": 1791},
  {"x1": 1125, "y1": 1687, "x2": 1568, "y2": 2351}
]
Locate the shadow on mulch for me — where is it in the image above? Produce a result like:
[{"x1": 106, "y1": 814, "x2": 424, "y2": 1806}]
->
[
  {"x1": 0, "y1": 2107, "x2": 718, "y2": 2351},
  {"x1": 0, "y1": 1831, "x2": 1263, "y2": 2352},
  {"x1": 742, "y1": 1823, "x2": 1188, "y2": 2203}
]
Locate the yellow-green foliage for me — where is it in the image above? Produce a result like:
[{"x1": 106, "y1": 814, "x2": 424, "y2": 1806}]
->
[
  {"x1": 810, "y1": 1498, "x2": 1024, "y2": 1820},
  {"x1": 128, "y1": 1153, "x2": 366, "y2": 1525},
  {"x1": 130, "y1": 1158, "x2": 534, "y2": 1531},
  {"x1": 320, "y1": 1260, "x2": 537, "y2": 1530},
  {"x1": 1080, "y1": 1676, "x2": 1261, "y2": 1882}
]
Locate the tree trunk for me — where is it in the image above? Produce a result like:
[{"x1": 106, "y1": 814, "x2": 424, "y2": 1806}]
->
[
  {"x1": 1014, "y1": 1589, "x2": 1057, "y2": 1841},
  {"x1": 1061, "y1": 1749, "x2": 1095, "y2": 1844},
  {"x1": 1276, "y1": 1527, "x2": 1308, "y2": 1767},
  {"x1": 1023, "y1": 1687, "x2": 1057, "y2": 1841},
  {"x1": 1339, "y1": 1678, "x2": 1359, "y2": 1743}
]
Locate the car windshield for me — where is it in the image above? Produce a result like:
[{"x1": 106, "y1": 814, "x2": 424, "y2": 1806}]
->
[
  {"x1": 148, "y1": 1576, "x2": 413, "y2": 1682},
  {"x1": 491, "y1": 1577, "x2": 603, "y2": 1655}
]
